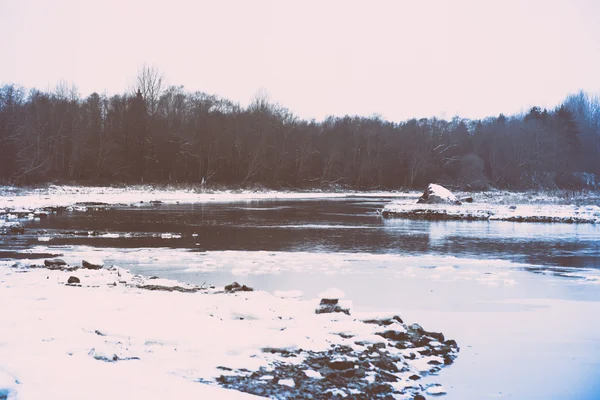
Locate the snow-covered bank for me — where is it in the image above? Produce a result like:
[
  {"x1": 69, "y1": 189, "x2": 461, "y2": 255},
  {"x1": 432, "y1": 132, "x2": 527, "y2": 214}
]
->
[
  {"x1": 382, "y1": 202, "x2": 600, "y2": 224},
  {"x1": 0, "y1": 185, "x2": 409, "y2": 211},
  {"x1": 383, "y1": 184, "x2": 600, "y2": 223},
  {"x1": 0, "y1": 258, "x2": 458, "y2": 399}
]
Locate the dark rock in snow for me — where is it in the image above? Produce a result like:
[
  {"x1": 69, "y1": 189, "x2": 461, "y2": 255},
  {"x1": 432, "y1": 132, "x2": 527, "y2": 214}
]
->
[
  {"x1": 328, "y1": 360, "x2": 355, "y2": 370},
  {"x1": 67, "y1": 276, "x2": 80, "y2": 284},
  {"x1": 417, "y1": 183, "x2": 461, "y2": 205},
  {"x1": 320, "y1": 298, "x2": 338, "y2": 305},
  {"x1": 82, "y1": 260, "x2": 103, "y2": 270},
  {"x1": 44, "y1": 259, "x2": 67, "y2": 267},
  {"x1": 225, "y1": 282, "x2": 254, "y2": 293},
  {"x1": 363, "y1": 315, "x2": 404, "y2": 326},
  {"x1": 315, "y1": 298, "x2": 350, "y2": 315},
  {"x1": 217, "y1": 321, "x2": 459, "y2": 399},
  {"x1": 509, "y1": 205, "x2": 517, "y2": 210},
  {"x1": 93, "y1": 354, "x2": 140, "y2": 362},
  {"x1": 137, "y1": 284, "x2": 202, "y2": 293}
]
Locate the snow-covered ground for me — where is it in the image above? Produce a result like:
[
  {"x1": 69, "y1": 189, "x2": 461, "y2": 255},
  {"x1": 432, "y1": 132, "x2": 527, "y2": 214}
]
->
[
  {"x1": 382, "y1": 202, "x2": 600, "y2": 223},
  {"x1": 0, "y1": 185, "x2": 409, "y2": 212},
  {"x1": 0, "y1": 254, "x2": 462, "y2": 399},
  {"x1": 383, "y1": 185, "x2": 600, "y2": 223}
]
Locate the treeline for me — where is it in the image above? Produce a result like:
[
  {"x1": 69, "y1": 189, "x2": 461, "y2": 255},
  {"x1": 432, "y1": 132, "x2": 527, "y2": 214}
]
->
[{"x1": 1, "y1": 70, "x2": 599, "y2": 190}]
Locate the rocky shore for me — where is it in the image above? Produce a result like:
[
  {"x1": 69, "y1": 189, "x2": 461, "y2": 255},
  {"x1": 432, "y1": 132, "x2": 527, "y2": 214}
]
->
[{"x1": 0, "y1": 258, "x2": 458, "y2": 399}]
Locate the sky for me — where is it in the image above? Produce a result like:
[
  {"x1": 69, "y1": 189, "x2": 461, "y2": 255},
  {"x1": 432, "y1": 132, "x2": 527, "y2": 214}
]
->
[{"x1": 1, "y1": 0, "x2": 599, "y2": 122}]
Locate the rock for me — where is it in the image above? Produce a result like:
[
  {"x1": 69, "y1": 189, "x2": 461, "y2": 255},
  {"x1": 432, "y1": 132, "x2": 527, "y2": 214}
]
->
[
  {"x1": 224, "y1": 282, "x2": 254, "y2": 293},
  {"x1": 315, "y1": 298, "x2": 350, "y2": 315},
  {"x1": 509, "y1": 205, "x2": 517, "y2": 210},
  {"x1": 67, "y1": 276, "x2": 80, "y2": 284},
  {"x1": 379, "y1": 329, "x2": 409, "y2": 341},
  {"x1": 328, "y1": 360, "x2": 355, "y2": 370},
  {"x1": 320, "y1": 298, "x2": 338, "y2": 305},
  {"x1": 137, "y1": 284, "x2": 201, "y2": 293},
  {"x1": 417, "y1": 183, "x2": 461, "y2": 205},
  {"x1": 461, "y1": 196, "x2": 474, "y2": 203},
  {"x1": 363, "y1": 315, "x2": 404, "y2": 326},
  {"x1": 82, "y1": 260, "x2": 103, "y2": 270},
  {"x1": 44, "y1": 259, "x2": 67, "y2": 267},
  {"x1": 8, "y1": 224, "x2": 25, "y2": 234},
  {"x1": 365, "y1": 383, "x2": 393, "y2": 395}
]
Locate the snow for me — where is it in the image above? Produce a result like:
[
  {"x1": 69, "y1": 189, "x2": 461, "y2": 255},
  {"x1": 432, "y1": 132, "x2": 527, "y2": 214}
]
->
[
  {"x1": 278, "y1": 378, "x2": 295, "y2": 388},
  {"x1": 318, "y1": 288, "x2": 346, "y2": 299},
  {"x1": 426, "y1": 385, "x2": 447, "y2": 395},
  {"x1": 420, "y1": 183, "x2": 459, "y2": 204},
  {"x1": 0, "y1": 185, "x2": 409, "y2": 212},
  {"x1": 383, "y1": 201, "x2": 600, "y2": 224},
  {"x1": 303, "y1": 369, "x2": 323, "y2": 379},
  {"x1": 273, "y1": 290, "x2": 303, "y2": 298},
  {"x1": 0, "y1": 258, "x2": 459, "y2": 399}
]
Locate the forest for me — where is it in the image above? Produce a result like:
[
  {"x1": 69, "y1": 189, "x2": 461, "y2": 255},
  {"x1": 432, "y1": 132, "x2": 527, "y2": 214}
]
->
[{"x1": 1, "y1": 67, "x2": 599, "y2": 190}]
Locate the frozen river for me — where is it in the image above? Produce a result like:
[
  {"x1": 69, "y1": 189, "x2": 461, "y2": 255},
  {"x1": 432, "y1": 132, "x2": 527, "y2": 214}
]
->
[{"x1": 3, "y1": 195, "x2": 600, "y2": 399}]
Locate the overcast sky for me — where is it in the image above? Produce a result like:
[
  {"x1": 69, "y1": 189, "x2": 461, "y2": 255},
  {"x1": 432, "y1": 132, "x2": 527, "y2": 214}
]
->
[{"x1": 1, "y1": 0, "x2": 599, "y2": 121}]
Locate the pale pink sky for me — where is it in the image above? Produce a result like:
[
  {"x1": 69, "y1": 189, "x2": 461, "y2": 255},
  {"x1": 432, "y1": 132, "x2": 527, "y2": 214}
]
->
[{"x1": 1, "y1": 0, "x2": 599, "y2": 121}]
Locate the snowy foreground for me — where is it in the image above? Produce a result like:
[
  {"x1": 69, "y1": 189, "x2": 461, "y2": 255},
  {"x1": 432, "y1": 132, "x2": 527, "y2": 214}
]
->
[{"x1": 0, "y1": 258, "x2": 458, "y2": 399}]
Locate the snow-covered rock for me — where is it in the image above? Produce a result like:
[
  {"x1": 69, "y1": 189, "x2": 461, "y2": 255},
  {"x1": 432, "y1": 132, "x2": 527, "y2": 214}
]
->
[{"x1": 417, "y1": 184, "x2": 461, "y2": 205}]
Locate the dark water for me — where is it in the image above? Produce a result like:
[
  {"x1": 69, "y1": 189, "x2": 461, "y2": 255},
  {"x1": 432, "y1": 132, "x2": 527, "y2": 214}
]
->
[{"x1": 11, "y1": 197, "x2": 600, "y2": 270}]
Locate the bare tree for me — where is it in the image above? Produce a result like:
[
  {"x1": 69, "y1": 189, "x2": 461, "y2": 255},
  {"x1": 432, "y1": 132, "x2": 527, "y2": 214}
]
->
[{"x1": 134, "y1": 64, "x2": 164, "y2": 116}]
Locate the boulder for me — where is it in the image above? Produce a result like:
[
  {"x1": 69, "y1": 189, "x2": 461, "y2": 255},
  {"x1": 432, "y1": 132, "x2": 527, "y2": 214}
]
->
[
  {"x1": 224, "y1": 282, "x2": 254, "y2": 293},
  {"x1": 44, "y1": 259, "x2": 67, "y2": 267},
  {"x1": 82, "y1": 260, "x2": 103, "y2": 270},
  {"x1": 67, "y1": 276, "x2": 80, "y2": 284},
  {"x1": 417, "y1": 184, "x2": 461, "y2": 205},
  {"x1": 315, "y1": 298, "x2": 350, "y2": 315}
]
